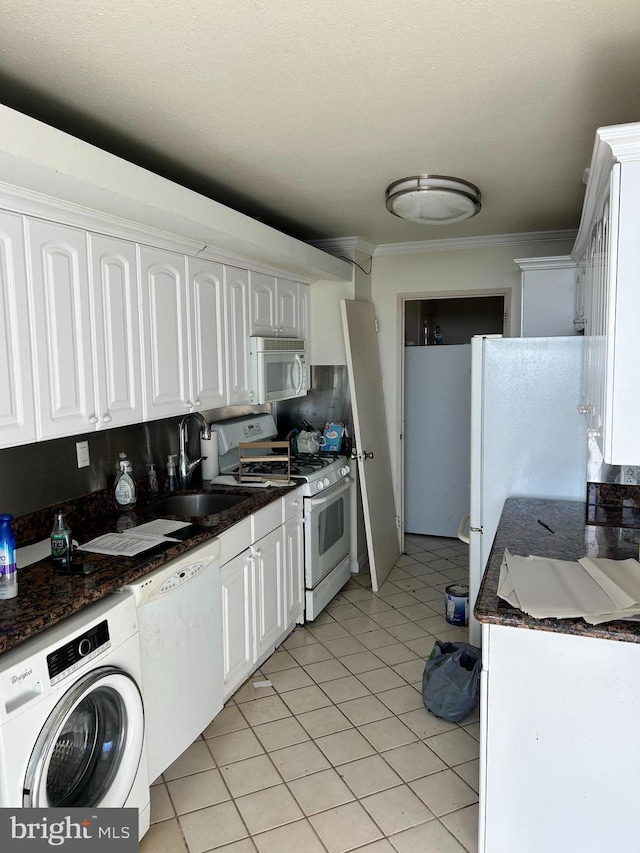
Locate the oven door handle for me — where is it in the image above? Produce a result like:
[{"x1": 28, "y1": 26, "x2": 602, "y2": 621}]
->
[{"x1": 306, "y1": 477, "x2": 353, "y2": 509}]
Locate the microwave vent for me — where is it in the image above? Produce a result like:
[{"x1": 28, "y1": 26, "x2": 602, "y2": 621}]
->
[{"x1": 253, "y1": 337, "x2": 306, "y2": 352}]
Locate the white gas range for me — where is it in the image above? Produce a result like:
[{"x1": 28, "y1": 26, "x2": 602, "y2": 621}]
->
[{"x1": 210, "y1": 414, "x2": 353, "y2": 620}]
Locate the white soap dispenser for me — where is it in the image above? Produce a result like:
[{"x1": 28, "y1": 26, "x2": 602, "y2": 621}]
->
[{"x1": 114, "y1": 451, "x2": 137, "y2": 509}]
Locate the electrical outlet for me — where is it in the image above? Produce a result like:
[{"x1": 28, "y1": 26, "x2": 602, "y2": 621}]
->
[
  {"x1": 621, "y1": 465, "x2": 638, "y2": 486},
  {"x1": 76, "y1": 441, "x2": 90, "y2": 469}
]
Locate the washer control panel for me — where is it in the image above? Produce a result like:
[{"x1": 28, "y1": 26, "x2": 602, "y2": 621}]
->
[{"x1": 47, "y1": 620, "x2": 111, "y2": 684}]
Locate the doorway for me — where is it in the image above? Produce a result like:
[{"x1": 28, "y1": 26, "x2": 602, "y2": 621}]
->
[{"x1": 402, "y1": 294, "x2": 505, "y2": 543}]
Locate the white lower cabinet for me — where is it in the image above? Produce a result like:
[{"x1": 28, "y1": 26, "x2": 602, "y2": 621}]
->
[
  {"x1": 283, "y1": 512, "x2": 304, "y2": 627},
  {"x1": 479, "y1": 622, "x2": 640, "y2": 852},
  {"x1": 219, "y1": 548, "x2": 254, "y2": 700},
  {"x1": 252, "y1": 527, "x2": 285, "y2": 664},
  {"x1": 219, "y1": 494, "x2": 305, "y2": 702}
]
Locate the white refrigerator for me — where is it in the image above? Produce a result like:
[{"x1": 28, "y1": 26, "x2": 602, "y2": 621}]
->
[{"x1": 468, "y1": 335, "x2": 588, "y2": 646}]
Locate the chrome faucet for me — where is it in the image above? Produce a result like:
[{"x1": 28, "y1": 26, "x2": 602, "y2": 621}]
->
[{"x1": 178, "y1": 412, "x2": 211, "y2": 489}]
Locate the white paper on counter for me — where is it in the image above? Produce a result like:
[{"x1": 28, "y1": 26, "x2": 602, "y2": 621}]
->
[
  {"x1": 499, "y1": 549, "x2": 640, "y2": 621},
  {"x1": 578, "y1": 557, "x2": 640, "y2": 612},
  {"x1": 79, "y1": 519, "x2": 190, "y2": 557},
  {"x1": 129, "y1": 519, "x2": 191, "y2": 536},
  {"x1": 504, "y1": 553, "x2": 607, "y2": 617},
  {"x1": 497, "y1": 551, "x2": 521, "y2": 608}
]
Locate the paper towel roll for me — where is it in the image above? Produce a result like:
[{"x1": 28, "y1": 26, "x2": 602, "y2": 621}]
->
[{"x1": 200, "y1": 431, "x2": 219, "y2": 481}]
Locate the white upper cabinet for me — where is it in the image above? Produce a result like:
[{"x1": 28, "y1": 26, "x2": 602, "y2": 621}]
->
[
  {"x1": 515, "y1": 257, "x2": 579, "y2": 337},
  {"x1": 225, "y1": 266, "x2": 254, "y2": 405},
  {"x1": 0, "y1": 210, "x2": 36, "y2": 447},
  {"x1": 572, "y1": 122, "x2": 640, "y2": 464},
  {"x1": 275, "y1": 277, "x2": 300, "y2": 337},
  {"x1": 138, "y1": 245, "x2": 190, "y2": 420},
  {"x1": 89, "y1": 234, "x2": 142, "y2": 428},
  {"x1": 26, "y1": 218, "x2": 97, "y2": 440},
  {"x1": 297, "y1": 282, "x2": 310, "y2": 342},
  {"x1": 187, "y1": 257, "x2": 227, "y2": 410},
  {"x1": 249, "y1": 272, "x2": 307, "y2": 338}
]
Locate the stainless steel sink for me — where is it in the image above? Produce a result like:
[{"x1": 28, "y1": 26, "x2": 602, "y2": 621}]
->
[{"x1": 149, "y1": 492, "x2": 252, "y2": 518}]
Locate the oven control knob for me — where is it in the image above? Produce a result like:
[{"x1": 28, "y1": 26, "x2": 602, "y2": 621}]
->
[
  {"x1": 340, "y1": 465, "x2": 350, "y2": 477},
  {"x1": 317, "y1": 480, "x2": 324, "y2": 491}
]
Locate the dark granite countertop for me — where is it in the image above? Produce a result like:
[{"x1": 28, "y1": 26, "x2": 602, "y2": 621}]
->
[
  {"x1": 0, "y1": 483, "x2": 297, "y2": 655},
  {"x1": 474, "y1": 497, "x2": 640, "y2": 643}
]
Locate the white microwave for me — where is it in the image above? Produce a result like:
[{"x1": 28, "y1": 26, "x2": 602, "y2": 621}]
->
[{"x1": 249, "y1": 337, "x2": 308, "y2": 403}]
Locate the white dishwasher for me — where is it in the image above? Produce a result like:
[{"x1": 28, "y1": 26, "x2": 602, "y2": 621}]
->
[{"x1": 122, "y1": 538, "x2": 222, "y2": 782}]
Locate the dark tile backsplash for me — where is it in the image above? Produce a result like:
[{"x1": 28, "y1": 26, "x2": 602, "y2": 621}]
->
[{"x1": 586, "y1": 481, "x2": 640, "y2": 528}]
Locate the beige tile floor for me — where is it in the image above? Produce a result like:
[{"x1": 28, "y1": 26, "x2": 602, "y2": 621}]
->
[{"x1": 141, "y1": 534, "x2": 479, "y2": 853}]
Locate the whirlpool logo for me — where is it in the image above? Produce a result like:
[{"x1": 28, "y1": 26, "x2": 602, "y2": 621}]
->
[{"x1": 0, "y1": 809, "x2": 138, "y2": 851}]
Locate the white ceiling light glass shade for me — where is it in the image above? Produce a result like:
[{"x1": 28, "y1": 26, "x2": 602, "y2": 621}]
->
[{"x1": 385, "y1": 175, "x2": 482, "y2": 225}]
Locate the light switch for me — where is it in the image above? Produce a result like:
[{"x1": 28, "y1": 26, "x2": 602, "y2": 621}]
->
[{"x1": 76, "y1": 441, "x2": 90, "y2": 468}]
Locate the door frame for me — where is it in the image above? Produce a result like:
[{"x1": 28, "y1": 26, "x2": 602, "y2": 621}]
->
[{"x1": 395, "y1": 287, "x2": 511, "y2": 552}]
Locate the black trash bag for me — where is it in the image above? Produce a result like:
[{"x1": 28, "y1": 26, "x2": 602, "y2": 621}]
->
[{"x1": 422, "y1": 640, "x2": 481, "y2": 723}]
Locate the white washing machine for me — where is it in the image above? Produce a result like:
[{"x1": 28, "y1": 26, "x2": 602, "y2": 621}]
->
[
  {"x1": 123, "y1": 538, "x2": 223, "y2": 782},
  {"x1": 0, "y1": 591, "x2": 150, "y2": 839}
]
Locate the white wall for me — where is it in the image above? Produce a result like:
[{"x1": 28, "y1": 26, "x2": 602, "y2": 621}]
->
[{"x1": 371, "y1": 236, "x2": 576, "y2": 514}]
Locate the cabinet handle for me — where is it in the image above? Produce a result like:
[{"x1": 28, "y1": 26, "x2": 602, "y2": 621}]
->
[
  {"x1": 88, "y1": 415, "x2": 98, "y2": 424},
  {"x1": 292, "y1": 500, "x2": 300, "y2": 507},
  {"x1": 102, "y1": 414, "x2": 112, "y2": 423},
  {"x1": 252, "y1": 548, "x2": 262, "y2": 558},
  {"x1": 194, "y1": 398, "x2": 202, "y2": 407},
  {"x1": 186, "y1": 401, "x2": 192, "y2": 408}
]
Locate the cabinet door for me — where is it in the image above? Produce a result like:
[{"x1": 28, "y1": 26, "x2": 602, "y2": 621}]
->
[
  {"x1": 225, "y1": 266, "x2": 253, "y2": 404},
  {"x1": 26, "y1": 218, "x2": 97, "y2": 439},
  {"x1": 252, "y1": 527, "x2": 284, "y2": 661},
  {"x1": 275, "y1": 277, "x2": 299, "y2": 337},
  {"x1": 0, "y1": 210, "x2": 36, "y2": 447},
  {"x1": 187, "y1": 258, "x2": 227, "y2": 410},
  {"x1": 249, "y1": 271, "x2": 277, "y2": 336},
  {"x1": 283, "y1": 511, "x2": 305, "y2": 630},
  {"x1": 89, "y1": 234, "x2": 142, "y2": 428},
  {"x1": 297, "y1": 282, "x2": 310, "y2": 342},
  {"x1": 220, "y1": 549, "x2": 255, "y2": 701},
  {"x1": 139, "y1": 246, "x2": 190, "y2": 420}
]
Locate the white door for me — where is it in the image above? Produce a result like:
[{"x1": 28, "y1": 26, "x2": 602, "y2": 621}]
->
[
  {"x1": 220, "y1": 549, "x2": 254, "y2": 700},
  {"x1": 89, "y1": 234, "x2": 142, "y2": 428},
  {"x1": 27, "y1": 218, "x2": 97, "y2": 439},
  {"x1": 225, "y1": 266, "x2": 253, "y2": 404},
  {"x1": 187, "y1": 257, "x2": 227, "y2": 410},
  {"x1": 252, "y1": 527, "x2": 284, "y2": 660},
  {"x1": 341, "y1": 299, "x2": 400, "y2": 590},
  {"x1": 249, "y1": 271, "x2": 277, "y2": 336},
  {"x1": 0, "y1": 210, "x2": 36, "y2": 447},
  {"x1": 276, "y1": 278, "x2": 299, "y2": 337},
  {"x1": 297, "y1": 283, "x2": 310, "y2": 342},
  {"x1": 139, "y1": 246, "x2": 190, "y2": 419},
  {"x1": 283, "y1": 511, "x2": 304, "y2": 627}
]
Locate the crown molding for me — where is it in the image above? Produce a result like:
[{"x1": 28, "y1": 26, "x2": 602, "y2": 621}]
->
[
  {"x1": 573, "y1": 121, "x2": 640, "y2": 261},
  {"x1": 514, "y1": 255, "x2": 576, "y2": 271},
  {"x1": 308, "y1": 236, "x2": 377, "y2": 258},
  {"x1": 374, "y1": 230, "x2": 577, "y2": 255}
]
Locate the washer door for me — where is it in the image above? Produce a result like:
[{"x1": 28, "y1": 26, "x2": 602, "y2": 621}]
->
[{"x1": 24, "y1": 666, "x2": 144, "y2": 808}]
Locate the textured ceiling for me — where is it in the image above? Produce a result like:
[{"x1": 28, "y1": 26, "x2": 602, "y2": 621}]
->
[{"x1": 1, "y1": 0, "x2": 640, "y2": 246}]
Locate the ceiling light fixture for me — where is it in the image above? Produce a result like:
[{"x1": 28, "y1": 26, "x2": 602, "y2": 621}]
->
[{"x1": 385, "y1": 175, "x2": 482, "y2": 225}]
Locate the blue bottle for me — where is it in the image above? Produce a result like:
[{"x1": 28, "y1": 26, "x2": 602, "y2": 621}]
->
[{"x1": 0, "y1": 514, "x2": 17, "y2": 599}]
